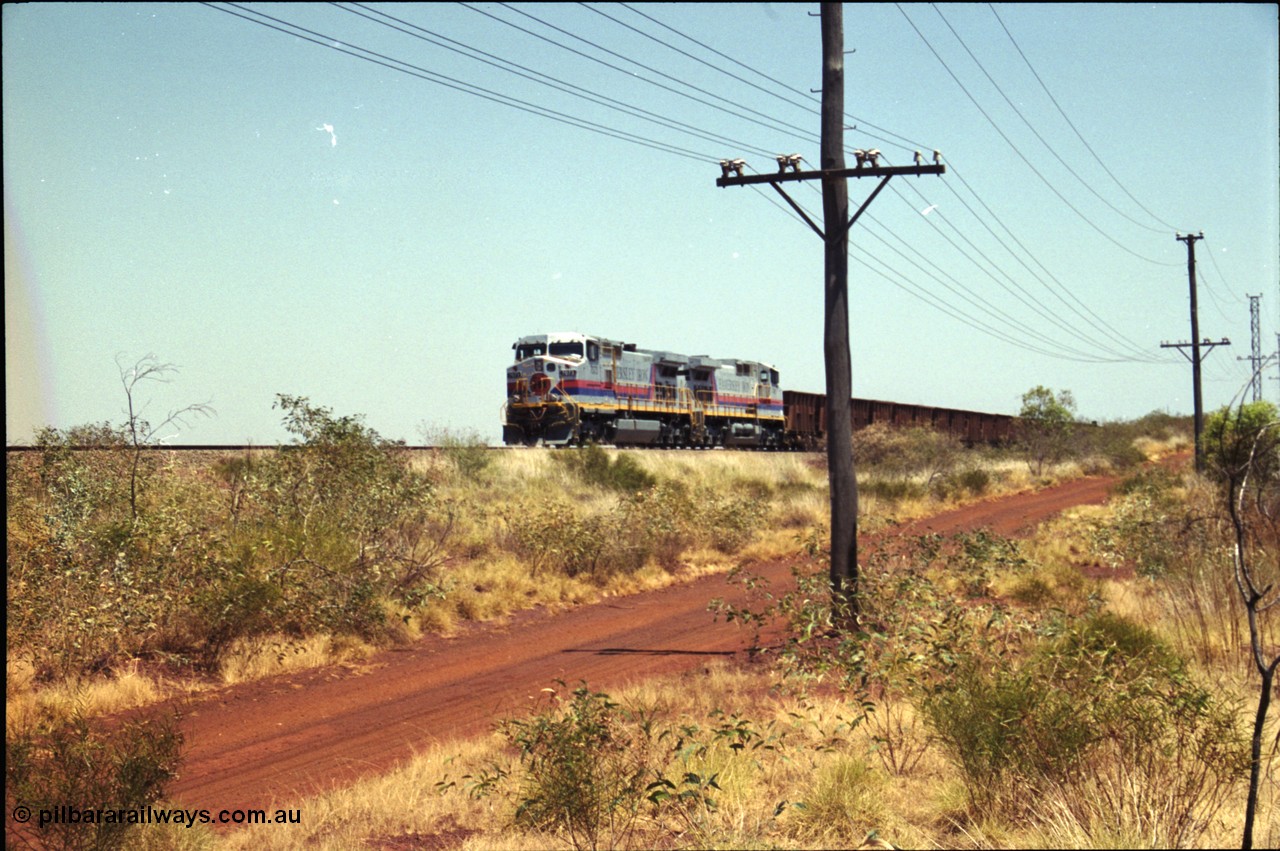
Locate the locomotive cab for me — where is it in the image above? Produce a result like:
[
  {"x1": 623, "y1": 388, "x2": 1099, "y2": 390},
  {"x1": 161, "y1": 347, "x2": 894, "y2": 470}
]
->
[{"x1": 504, "y1": 332, "x2": 593, "y2": 446}]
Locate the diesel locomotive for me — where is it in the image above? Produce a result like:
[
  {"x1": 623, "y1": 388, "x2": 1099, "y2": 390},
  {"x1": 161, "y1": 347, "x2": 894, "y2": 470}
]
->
[
  {"x1": 503, "y1": 331, "x2": 1017, "y2": 449},
  {"x1": 503, "y1": 332, "x2": 785, "y2": 448}
]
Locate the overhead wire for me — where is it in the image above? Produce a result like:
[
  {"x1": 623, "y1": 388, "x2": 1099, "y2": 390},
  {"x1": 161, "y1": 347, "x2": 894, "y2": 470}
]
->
[
  {"x1": 885, "y1": 160, "x2": 1169, "y2": 362},
  {"x1": 464, "y1": 2, "x2": 826, "y2": 147},
  {"x1": 987, "y1": 3, "x2": 1183, "y2": 234},
  {"x1": 761, "y1": 167, "x2": 1144, "y2": 362},
  {"x1": 602, "y1": 2, "x2": 1170, "y2": 361},
  {"x1": 895, "y1": 3, "x2": 1179, "y2": 267},
  {"x1": 204, "y1": 2, "x2": 717, "y2": 163},
  {"x1": 581, "y1": 2, "x2": 821, "y2": 122},
  {"x1": 617, "y1": 1, "x2": 935, "y2": 156},
  {"x1": 208, "y1": 2, "x2": 1172, "y2": 368},
  {"x1": 932, "y1": 4, "x2": 1169, "y2": 235},
  {"x1": 336, "y1": 2, "x2": 782, "y2": 160}
]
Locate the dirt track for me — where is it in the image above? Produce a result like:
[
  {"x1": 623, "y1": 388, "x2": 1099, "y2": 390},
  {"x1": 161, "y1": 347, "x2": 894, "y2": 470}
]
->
[{"x1": 167, "y1": 473, "x2": 1121, "y2": 815}]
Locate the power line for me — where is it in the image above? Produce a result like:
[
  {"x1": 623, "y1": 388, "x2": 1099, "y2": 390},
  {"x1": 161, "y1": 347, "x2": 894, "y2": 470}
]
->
[
  {"x1": 933, "y1": 4, "x2": 1168, "y2": 235},
  {"x1": 337, "y1": 2, "x2": 782, "y2": 160},
  {"x1": 895, "y1": 3, "x2": 1178, "y2": 268},
  {"x1": 208, "y1": 2, "x2": 1171, "y2": 371},
  {"x1": 987, "y1": 3, "x2": 1183, "y2": 234},
  {"x1": 582, "y1": 2, "x2": 821, "y2": 121},
  {"x1": 616, "y1": 1, "x2": 938, "y2": 157},
  {"x1": 466, "y1": 2, "x2": 825, "y2": 147},
  {"x1": 882, "y1": 157, "x2": 1168, "y2": 362},
  {"x1": 766, "y1": 167, "x2": 1157, "y2": 362},
  {"x1": 205, "y1": 3, "x2": 717, "y2": 163}
]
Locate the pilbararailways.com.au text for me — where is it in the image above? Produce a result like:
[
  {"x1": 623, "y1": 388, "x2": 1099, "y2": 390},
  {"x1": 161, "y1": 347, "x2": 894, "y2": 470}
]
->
[{"x1": 12, "y1": 804, "x2": 301, "y2": 829}]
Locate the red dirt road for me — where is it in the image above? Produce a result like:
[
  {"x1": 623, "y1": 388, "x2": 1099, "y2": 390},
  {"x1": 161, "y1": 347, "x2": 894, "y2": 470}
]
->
[{"x1": 167, "y1": 473, "x2": 1120, "y2": 815}]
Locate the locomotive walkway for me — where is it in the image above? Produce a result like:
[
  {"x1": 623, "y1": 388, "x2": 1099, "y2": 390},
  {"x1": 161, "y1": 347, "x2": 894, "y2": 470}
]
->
[{"x1": 167, "y1": 472, "x2": 1124, "y2": 818}]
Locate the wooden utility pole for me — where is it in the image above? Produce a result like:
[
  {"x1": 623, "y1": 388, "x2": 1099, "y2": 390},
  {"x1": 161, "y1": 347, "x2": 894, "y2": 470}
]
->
[
  {"x1": 1168, "y1": 231, "x2": 1227, "y2": 473},
  {"x1": 820, "y1": 2, "x2": 857, "y2": 609},
  {"x1": 715, "y1": 3, "x2": 944, "y2": 614}
]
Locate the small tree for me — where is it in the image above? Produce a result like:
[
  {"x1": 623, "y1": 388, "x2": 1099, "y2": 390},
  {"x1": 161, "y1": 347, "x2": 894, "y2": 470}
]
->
[
  {"x1": 116, "y1": 353, "x2": 213, "y2": 521},
  {"x1": 1017, "y1": 386, "x2": 1077, "y2": 475},
  {"x1": 1204, "y1": 400, "x2": 1280, "y2": 850}
]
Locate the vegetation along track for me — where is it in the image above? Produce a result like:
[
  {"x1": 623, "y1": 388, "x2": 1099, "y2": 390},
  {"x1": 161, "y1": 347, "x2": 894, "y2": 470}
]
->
[{"x1": 167, "y1": 471, "x2": 1123, "y2": 817}]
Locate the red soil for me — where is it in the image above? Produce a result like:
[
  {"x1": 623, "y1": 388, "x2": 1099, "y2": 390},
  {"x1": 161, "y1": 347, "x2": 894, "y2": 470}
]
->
[{"x1": 166, "y1": 472, "x2": 1120, "y2": 816}]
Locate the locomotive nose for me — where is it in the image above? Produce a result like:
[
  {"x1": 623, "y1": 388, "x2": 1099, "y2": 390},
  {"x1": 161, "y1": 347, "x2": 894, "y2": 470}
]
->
[{"x1": 530, "y1": 372, "x2": 552, "y2": 396}]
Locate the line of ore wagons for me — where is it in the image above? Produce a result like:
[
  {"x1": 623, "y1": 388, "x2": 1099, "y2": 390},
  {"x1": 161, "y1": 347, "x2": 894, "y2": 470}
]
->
[{"x1": 783, "y1": 390, "x2": 1016, "y2": 448}]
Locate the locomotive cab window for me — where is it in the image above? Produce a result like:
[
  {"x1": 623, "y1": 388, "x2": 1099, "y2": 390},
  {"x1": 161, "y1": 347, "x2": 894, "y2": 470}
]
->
[
  {"x1": 515, "y1": 344, "x2": 546, "y2": 361},
  {"x1": 586, "y1": 342, "x2": 599, "y2": 362},
  {"x1": 549, "y1": 341, "x2": 584, "y2": 360}
]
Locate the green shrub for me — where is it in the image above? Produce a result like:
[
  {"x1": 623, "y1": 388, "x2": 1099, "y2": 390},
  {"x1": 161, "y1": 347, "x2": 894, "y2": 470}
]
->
[
  {"x1": 225, "y1": 395, "x2": 448, "y2": 640},
  {"x1": 6, "y1": 708, "x2": 183, "y2": 851},
  {"x1": 1090, "y1": 470, "x2": 1187, "y2": 578},
  {"x1": 502, "y1": 686, "x2": 653, "y2": 850},
  {"x1": 957, "y1": 467, "x2": 991, "y2": 496},
  {"x1": 7, "y1": 396, "x2": 455, "y2": 679},
  {"x1": 854, "y1": 424, "x2": 961, "y2": 483},
  {"x1": 485, "y1": 685, "x2": 781, "y2": 851},
  {"x1": 1204, "y1": 400, "x2": 1280, "y2": 485},
  {"x1": 860, "y1": 478, "x2": 925, "y2": 504},
  {"x1": 424, "y1": 427, "x2": 494, "y2": 481},
  {"x1": 501, "y1": 499, "x2": 633, "y2": 579},
  {"x1": 551, "y1": 445, "x2": 656, "y2": 493},
  {"x1": 922, "y1": 611, "x2": 1247, "y2": 838}
]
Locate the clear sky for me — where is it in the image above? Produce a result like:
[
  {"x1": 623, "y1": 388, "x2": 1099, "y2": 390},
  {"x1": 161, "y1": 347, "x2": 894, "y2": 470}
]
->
[{"x1": 5, "y1": 2, "x2": 1278, "y2": 445}]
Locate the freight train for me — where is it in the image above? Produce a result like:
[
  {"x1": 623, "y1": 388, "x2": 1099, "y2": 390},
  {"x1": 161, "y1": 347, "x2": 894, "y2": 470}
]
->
[{"x1": 502, "y1": 332, "x2": 1015, "y2": 449}]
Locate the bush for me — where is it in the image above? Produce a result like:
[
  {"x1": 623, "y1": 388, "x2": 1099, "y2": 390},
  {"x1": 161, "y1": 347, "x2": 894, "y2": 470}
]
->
[
  {"x1": 1204, "y1": 401, "x2": 1280, "y2": 485},
  {"x1": 7, "y1": 395, "x2": 454, "y2": 679},
  {"x1": 552, "y1": 444, "x2": 657, "y2": 493},
  {"x1": 1090, "y1": 468, "x2": 1188, "y2": 578},
  {"x1": 500, "y1": 499, "x2": 642, "y2": 579},
  {"x1": 423, "y1": 427, "x2": 494, "y2": 481},
  {"x1": 503, "y1": 686, "x2": 654, "y2": 850},
  {"x1": 6, "y1": 708, "x2": 183, "y2": 851},
  {"x1": 922, "y1": 612, "x2": 1247, "y2": 841},
  {"x1": 481, "y1": 685, "x2": 782, "y2": 851},
  {"x1": 224, "y1": 395, "x2": 449, "y2": 640},
  {"x1": 854, "y1": 424, "x2": 961, "y2": 483}
]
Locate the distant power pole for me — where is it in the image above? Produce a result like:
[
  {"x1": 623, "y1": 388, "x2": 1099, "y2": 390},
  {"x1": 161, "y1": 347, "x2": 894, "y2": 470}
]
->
[
  {"x1": 1236, "y1": 294, "x2": 1262, "y2": 402},
  {"x1": 1162, "y1": 230, "x2": 1231, "y2": 473},
  {"x1": 1272, "y1": 333, "x2": 1280, "y2": 399},
  {"x1": 715, "y1": 2, "x2": 944, "y2": 613}
]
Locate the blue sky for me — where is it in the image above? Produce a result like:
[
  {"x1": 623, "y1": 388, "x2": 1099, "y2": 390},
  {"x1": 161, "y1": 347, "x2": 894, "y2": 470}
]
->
[{"x1": 5, "y1": 2, "x2": 1278, "y2": 444}]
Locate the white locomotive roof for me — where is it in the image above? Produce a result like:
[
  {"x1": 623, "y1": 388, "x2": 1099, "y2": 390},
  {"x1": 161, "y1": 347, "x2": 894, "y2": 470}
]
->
[{"x1": 512, "y1": 332, "x2": 775, "y2": 371}]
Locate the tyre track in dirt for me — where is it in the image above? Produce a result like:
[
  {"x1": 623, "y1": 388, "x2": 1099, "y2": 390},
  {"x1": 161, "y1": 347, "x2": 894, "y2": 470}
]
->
[{"x1": 167, "y1": 472, "x2": 1120, "y2": 816}]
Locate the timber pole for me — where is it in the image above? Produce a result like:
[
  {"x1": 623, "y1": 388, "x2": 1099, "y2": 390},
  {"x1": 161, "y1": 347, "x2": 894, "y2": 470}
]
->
[{"x1": 820, "y1": 2, "x2": 857, "y2": 612}]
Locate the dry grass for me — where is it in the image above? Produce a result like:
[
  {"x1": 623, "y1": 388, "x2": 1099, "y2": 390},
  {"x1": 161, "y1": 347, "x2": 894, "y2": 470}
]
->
[
  {"x1": 201, "y1": 470, "x2": 1279, "y2": 851},
  {"x1": 5, "y1": 659, "x2": 176, "y2": 736},
  {"x1": 217, "y1": 634, "x2": 380, "y2": 686},
  {"x1": 31, "y1": 426, "x2": 1280, "y2": 848},
  {"x1": 3, "y1": 443, "x2": 1099, "y2": 726}
]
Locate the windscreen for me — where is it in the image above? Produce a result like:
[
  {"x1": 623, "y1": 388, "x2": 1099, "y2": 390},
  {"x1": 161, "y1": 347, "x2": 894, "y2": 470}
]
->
[{"x1": 515, "y1": 343, "x2": 546, "y2": 361}]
